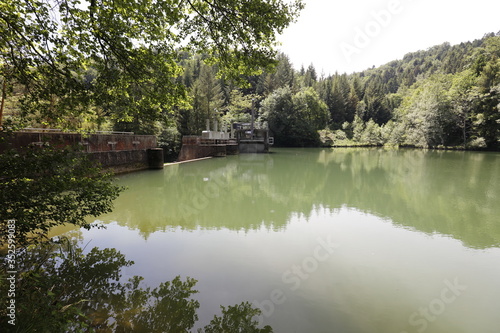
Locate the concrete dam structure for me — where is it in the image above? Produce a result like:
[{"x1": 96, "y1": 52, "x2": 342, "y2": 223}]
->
[{"x1": 0, "y1": 130, "x2": 161, "y2": 173}]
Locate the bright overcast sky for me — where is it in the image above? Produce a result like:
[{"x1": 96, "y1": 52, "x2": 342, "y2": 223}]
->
[{"x1": 278, "y1": 0, "x2": 500, "y2": 75}]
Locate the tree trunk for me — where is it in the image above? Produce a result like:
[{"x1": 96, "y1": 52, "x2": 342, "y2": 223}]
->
[
  {"x1": 0, "y1": 78, "x2": 6, "y2": 129},
  {"x1": 463, "y1": 118, "x2": 467, "y2": 148}
]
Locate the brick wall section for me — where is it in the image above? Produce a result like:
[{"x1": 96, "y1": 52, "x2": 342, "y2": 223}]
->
[
  {"x1": 85, "y1": 134, "x2": 156, "y2": 152},
  {"x1": 0, "y1": 132, "x2": 158, "y2": 173}
]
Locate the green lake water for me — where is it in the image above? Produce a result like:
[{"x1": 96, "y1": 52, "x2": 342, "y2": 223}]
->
[{"x1": 65, "y1": 148, "x2": 500, "y2": 332}]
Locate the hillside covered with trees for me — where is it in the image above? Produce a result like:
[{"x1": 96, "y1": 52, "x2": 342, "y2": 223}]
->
[
  {"x1": 176, "y1": 32, "x2": 500, "y2": 151},
  {"x1": 2, "y1": 26, "x2": 499, "y2": 151}
]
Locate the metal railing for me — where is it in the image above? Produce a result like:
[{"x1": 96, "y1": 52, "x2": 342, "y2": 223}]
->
[
  {"x1": 199, "y1": 138, "x2": 238, "y2": 146},
  {"x1": 95, "y1": 131, "x2": 134, "y2": 135},
  {"x1": 19, "y1": 128, "x2": 63, "y2": 133}
]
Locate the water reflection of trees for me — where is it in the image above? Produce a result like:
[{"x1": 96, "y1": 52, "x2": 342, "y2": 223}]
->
[
  {"x1": 0, "y1": 240, "x2": 272, "y2": 332},
  {"x1": 101, "y1": 148, "x2": 499, "y2": 249}
]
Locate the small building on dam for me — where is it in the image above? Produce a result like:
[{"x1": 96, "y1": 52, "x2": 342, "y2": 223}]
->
[{"x1": 178, "y1": 121, "x2": 273, "y2": 162}]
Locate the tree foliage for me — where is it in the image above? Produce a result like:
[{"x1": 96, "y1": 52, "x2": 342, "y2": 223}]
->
[
  {"x1": 260, "y1": 86, "x2": 328, "y2": 146},
  {"x1": 0, "y1": 0, "x2": 303, "y2": 130},
  {"x1": 202, "y1": 302, "x2": 273, "y2": 333},
  {"x1": 0, "y1": 146, "x2": 123, "y2": 246},
  {"x1": 310, "y1": 33, "x2": 499, "y2": 149}
]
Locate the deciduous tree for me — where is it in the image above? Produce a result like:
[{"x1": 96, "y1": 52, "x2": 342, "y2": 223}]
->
[
  {"x1": 0, "y1": 146, "x2": 122, "y2": 246},
  {"x1": 0, "y1": 0, "x2": 303, "y2": 128}
]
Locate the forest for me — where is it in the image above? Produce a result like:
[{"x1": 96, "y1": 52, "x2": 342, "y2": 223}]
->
[
  {"x1": 176, "y1": 33, "x2": 500, "y2": 151},
  {"x1": 1, "y1": 9, "x2": 499, "y2": 153}
]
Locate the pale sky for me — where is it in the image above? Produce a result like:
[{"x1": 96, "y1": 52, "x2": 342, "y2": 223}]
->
[{"x1": 278, "y1": 0, "x2": 500, "y2": 75}]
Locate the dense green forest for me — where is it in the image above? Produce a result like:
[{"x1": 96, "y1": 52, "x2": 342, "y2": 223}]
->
[
  {"x1": 3, "y1": 33, "x2": 500, "y2": 151},
  {"x1": 174, "y1": 32, "x2": 500, "y2": 150}
]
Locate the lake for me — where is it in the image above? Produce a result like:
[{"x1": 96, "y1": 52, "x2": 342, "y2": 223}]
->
[{"x1": 63, "y1": 148, "x2": 500, "y2": 332}]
